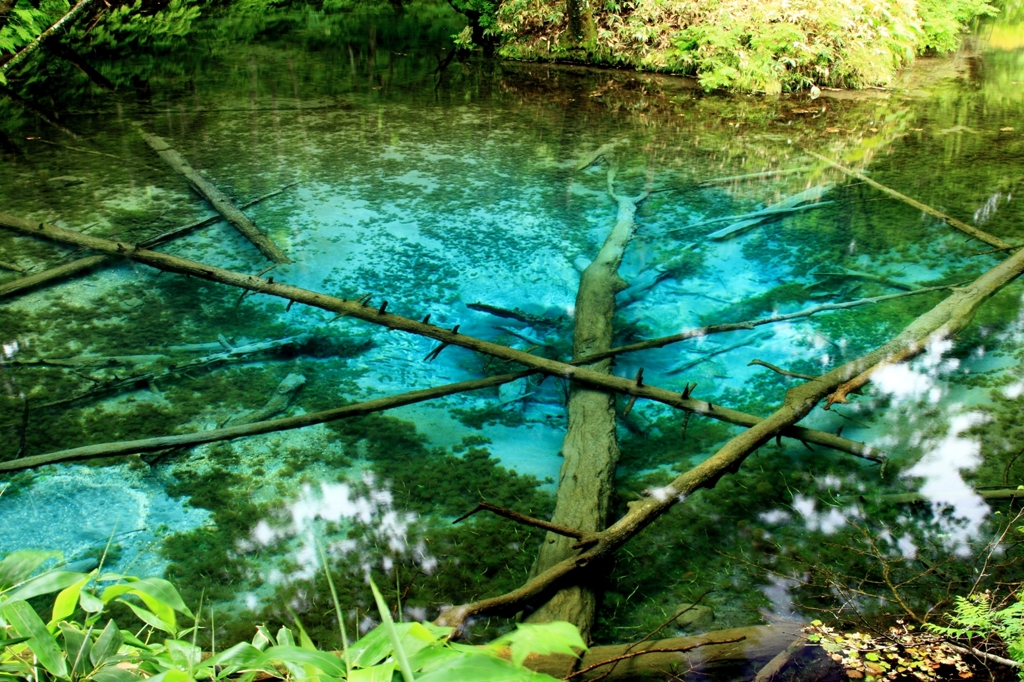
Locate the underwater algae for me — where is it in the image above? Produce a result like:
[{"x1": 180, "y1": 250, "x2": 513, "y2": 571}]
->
[{"x1": 1, "y1": 13, "x2": 1024, "y2": 679}]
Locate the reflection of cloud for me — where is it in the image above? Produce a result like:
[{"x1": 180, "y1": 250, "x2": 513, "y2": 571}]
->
[
  {"x1": 241, "y1": 474, "x2": 436, "y2": 597},
  {"x1": 760, "y1": 573, "x2": 801, "y2": 621},
  {"x1": 901, "y1": 412, "x2": 988, "y2": 556},
  {"x1": 790, "y1": 494, "x2": 855, "y2": 534},
  {"x1": 865, "y1": 336, "x2": 989, "y2": 556}
]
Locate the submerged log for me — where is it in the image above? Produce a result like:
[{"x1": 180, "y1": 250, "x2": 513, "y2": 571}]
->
[
  {"x1": 674, "y1": 184, "x2": 833, "y2": 235},
  {"x1": 0, "y1": 259, "x2": 25, "y2": 273},
  {"x1": 140, "y1": 130, "x2": 292, "y2": 263},
  {"x1": 0, "y1": 183, "x2": 294, "y2": 300},
  {"x1": 808, "y1": 151, "x2": 1011, "y2": 250},
  {"x1": 435, "y1": 242, "x2": 1024, "y2": 631},
  {"x1": 0, "y1": 371, "x2": 535, "y2": 472},
  {"x1": 0, "y1": 212, "x2": 878, "y2": 463},
  {"x1": 527, "y1": 168, "x2": 648, "y2": 637}
]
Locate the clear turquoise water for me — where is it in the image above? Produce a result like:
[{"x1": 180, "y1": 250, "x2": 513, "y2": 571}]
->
[{"x1": 2, "y1": 2, "x2": 1024, "y2": 669}]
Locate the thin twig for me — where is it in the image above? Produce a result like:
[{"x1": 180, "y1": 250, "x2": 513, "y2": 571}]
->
[{"x1": 453, "y1": 502, "x2": 585, "y2": 540}]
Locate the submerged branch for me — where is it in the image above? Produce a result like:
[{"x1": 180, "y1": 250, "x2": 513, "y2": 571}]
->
[
  {"x1": 434, "y1": 244, "x2": 1024, "y2": 630},
  {"x1": 808, "y1": 151, "x2": 1011, "y2": 250},
  {"x1": 140, "y1": 130, "x2": 292, "y2": 263},
  {"x1": 453, "y1": 501, "x2": 586, "y2": 540},
  {"x1": 0, "y1": 183, "x2": 295, "y2": 300},
  {"x1": 0, "y1": 371, "x2": 535, "y2": 472},
  {"x1": 0, "y1": 212, "x2": 877, "y2": 462}
]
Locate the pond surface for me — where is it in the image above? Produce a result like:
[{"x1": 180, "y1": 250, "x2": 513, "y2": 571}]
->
[{"x1": 2, "y1": 1, "x2": 1024, "y2": 673}]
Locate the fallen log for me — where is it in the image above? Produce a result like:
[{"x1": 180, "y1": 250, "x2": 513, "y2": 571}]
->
[
  {"x1": 434, "y1": 242, "x2": 1024, "y2": 631},
  {"x1": 467, "y1": 302, "x2": 559, "y2": 326},
  {"x1": 527, "y1": 167, "x2": 648, "y2": 636},
  {"x1": 808, "y1": 151, "x2": 1011, "y2": 250},
  {"x1": 140, "y1": 130, "x2": 292, "y2": 263},
  {"x1": 224, "y1": 372, "x2": 305, "y2": 426},
  {"x1": 0, "y1": 183, "x2": 294, "y2": 299},
  {"x1": 0, "y1": 259, "x2": 25, "y2": 273},
  {"x1": 0, "y1": 212, "x2": 879, "y2": 463},
  {"x1": 21, "y1": 335, "x2": 312, "y2": 413},
  {"x1": 0, "y1": 0, "x2": 95, "y2": 80},
  {"x1": 0, "y1": 370, "x2": 535, "y2": 472},
  {"x1": 516, "y1": 623, "x2": 805, "y2": 679}
]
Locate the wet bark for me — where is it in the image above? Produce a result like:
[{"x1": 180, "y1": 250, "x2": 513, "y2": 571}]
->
[
  {"x1": 0, "y1": 183, "x2": 293, "y2": 300},
  {"x1": 435, "y1": 243, "x2": 1024, "y2": 632},
  {"x1": 140, "y1": 130, "x2": 292, "y2": 263},
  {"x1": 526, "y1": 170, "x2": 647, "y2": 637}
]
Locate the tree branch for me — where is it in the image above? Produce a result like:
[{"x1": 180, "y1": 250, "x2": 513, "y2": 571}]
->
[{"x1": 0, "y1": 212, "x2": 878, "y2": 463}]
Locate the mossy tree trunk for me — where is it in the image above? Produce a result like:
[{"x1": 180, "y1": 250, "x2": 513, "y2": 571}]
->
[
  {"x1": 564, "y1": 0, "x2": 597, "y2": 49},
  {"x1": 526, "y1": 168, "x2": 647, "y2": 638}
]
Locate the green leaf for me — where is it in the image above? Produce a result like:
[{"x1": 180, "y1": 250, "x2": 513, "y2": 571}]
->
[
  {"x1": 349, "y1": 662, "x2": 396, "y2": 682},
  {"x1": 5, "y1": 569, "x2": 88, "y2": 604},
  {"x1": 0, "y1": 636, "x2": 31, "y2": 647},
  {"x1": 60, "y1": 622, "x2": 94, "y2": 677},
  {"x1": 415, "y1": 652, "x2": 558, "y2": 682},
  {"x1": 0, "y1": 551, "x2": 60, "y2": 591},
  {"x1": 1, "y1": 600, "x2": 69, "y2": 678},
  {"x1": 368, "y1": 579, "x2": 415, "y2": 682},
  {"x1": 91, "y1": 667, "x2": 141, "y2": 682},
  {"x1": 122, "y1": 601, "x2": 176, "y2": 634},
  {"x1": 80, "y1": 589, "x2": 105, "y2": 613},
  {"x1": 91, "y1": 620, "x2": 124, "y2": 668},
  {"x1": 49, "y1": 575, "x2": 92, "y2": 625},
  {"x1": 490, "y1": 622, "x2": 587, "y2": 667},
  {"x1": 256, "y1": 645, "x2": 347, "y2": 677}
]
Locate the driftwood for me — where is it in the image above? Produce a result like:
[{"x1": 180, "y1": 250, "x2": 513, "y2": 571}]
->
[
  {"x1": 808, "y1": 151, "x2": 1011, "y2": 250},
  {"x1": 140, "y1": 130, "x2": 292, "y2": 263},
  {"x1": 0, "y1": 184, "x2": 294, "y2": 299},
  {"x1": 0, "y1": 0, "x2": 95, "y2": 80},
  {"x1": 433, "y1": 243, "x2": 1024, "y2": 632},
  {"x1": 575, "y1": 140, "x2": 624, "y2": 171},
  {"x1": 0, "y1": 371, "x2": 536, "y2": 472},
  {"x1": 0, "y1": 259, "x2": 25, "y2": 272},
  {"x1": 0, "y1": 212, "x2": 881, "y2": 464},
  {"x1": 708, "y1": 201, "x2": 833, "y2": 241},
  {"x1": 527, "y1": 167, "x2": 648, "y2": 636}
]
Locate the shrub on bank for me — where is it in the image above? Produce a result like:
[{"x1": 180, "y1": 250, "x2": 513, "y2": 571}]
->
[{"x1": 491, "y1": 0, "x2": 998, "y2": 92}]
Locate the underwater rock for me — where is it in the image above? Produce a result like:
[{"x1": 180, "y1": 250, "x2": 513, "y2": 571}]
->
[{"x1": 674, "y1": 603, "x2": 715, "y2": 631}]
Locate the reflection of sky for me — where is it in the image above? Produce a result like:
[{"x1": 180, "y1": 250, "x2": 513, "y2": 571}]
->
[{"x1": 240, "y1": 474, "x2": 436, "y2": 609}]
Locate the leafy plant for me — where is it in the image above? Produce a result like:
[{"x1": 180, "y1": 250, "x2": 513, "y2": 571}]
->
[
  {"x1": 0, "y1": 550, "x2": 587, "y2": 682},
  {"x1": 926, "y1": 591, "x2": 1024, "y2": 678}
]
